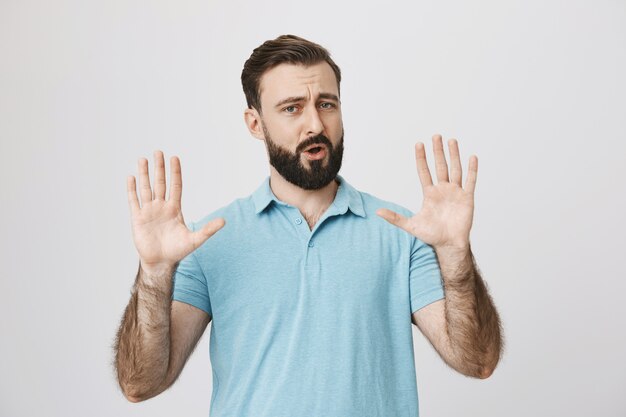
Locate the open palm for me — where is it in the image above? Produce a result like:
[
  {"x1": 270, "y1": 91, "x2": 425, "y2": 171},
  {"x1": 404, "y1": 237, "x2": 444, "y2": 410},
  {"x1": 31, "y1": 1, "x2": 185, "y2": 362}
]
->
[
  {"x1": 128, "y1": 151, "x2": 225, "y2": 271},
  {"x1": 376, "y1": 134, "x2": 477, "y2": 250}
]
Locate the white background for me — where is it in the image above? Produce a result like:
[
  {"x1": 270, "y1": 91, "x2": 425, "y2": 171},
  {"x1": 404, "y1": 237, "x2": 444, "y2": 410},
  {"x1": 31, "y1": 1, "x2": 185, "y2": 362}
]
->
[{"x1": 1, "y1": 0, "x2": 625, "y2": 416}]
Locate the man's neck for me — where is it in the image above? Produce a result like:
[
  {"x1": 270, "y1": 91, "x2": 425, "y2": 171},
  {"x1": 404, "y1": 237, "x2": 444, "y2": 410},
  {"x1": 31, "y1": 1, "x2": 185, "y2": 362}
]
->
[{"x1": 268, "y1": 167, "x2": 339, "y2": 228}]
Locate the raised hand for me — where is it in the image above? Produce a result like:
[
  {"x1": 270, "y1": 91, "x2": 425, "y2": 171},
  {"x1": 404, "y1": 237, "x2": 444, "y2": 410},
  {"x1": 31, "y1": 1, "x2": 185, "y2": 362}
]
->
[
  {"x1": 127, "y1": 150, "x2": 225, "y2": 274},
  {"x1": 376, "y1": 134, "x2": 477, "y2": 250}
]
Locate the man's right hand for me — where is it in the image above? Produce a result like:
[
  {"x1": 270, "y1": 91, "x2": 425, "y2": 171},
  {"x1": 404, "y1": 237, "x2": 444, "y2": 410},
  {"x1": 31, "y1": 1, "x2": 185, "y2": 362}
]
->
[{"x1": 127, "y1": 150, "x2": 225, "y2": 278}]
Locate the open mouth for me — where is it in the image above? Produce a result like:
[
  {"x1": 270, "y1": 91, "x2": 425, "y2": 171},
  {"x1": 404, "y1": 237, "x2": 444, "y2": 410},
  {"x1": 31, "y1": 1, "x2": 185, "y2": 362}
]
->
[
  {"x1": 303, "y1": 143, "x2": 327, "y2": 153},
  {"x1": 307, "y1": 146, "x2": 323, "y2": 154},
  {"x1": 302, "y1": 144, "x2": 328, "y2": 160}
]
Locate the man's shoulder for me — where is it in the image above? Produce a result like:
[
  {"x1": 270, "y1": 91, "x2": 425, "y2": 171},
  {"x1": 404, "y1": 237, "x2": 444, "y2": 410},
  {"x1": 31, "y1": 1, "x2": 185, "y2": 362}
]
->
[
  {"x1": 188, "y1": 194, "x2": 255, "y2": 231},
  {"x1": 190, "y1": 179, "x2": 416, "y2": 228},
  {"x1": 351, "y1": 185, "x2": 415, "y2": 219},
  {"x1": 352, "y1": 186, "x2": 428, "y2": 253}
]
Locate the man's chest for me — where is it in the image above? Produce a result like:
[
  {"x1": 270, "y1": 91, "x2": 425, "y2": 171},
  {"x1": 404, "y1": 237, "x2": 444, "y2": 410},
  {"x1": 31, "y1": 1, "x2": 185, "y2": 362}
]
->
[{"x1": 200, "y1": 227, "x2": 410, "y2": 325}]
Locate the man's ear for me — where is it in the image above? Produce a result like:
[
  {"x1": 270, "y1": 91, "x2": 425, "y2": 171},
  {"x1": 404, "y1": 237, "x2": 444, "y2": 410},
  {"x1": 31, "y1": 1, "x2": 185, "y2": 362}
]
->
[{"x1": 244, "y1": 107, "x2": 265, "y2": 141}]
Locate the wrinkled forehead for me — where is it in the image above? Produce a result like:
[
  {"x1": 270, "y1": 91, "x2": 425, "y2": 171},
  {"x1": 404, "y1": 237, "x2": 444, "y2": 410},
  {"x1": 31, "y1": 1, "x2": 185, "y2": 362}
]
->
[{"x1": 259, "y1": 62, "x2": 339, "y2": 109}]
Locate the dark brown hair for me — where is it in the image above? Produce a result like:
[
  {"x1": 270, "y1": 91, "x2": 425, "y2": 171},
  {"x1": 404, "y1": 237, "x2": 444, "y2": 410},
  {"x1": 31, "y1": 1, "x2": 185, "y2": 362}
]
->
[{"x1": 241, "y1": 34, "x2": 342, "y2": 113}]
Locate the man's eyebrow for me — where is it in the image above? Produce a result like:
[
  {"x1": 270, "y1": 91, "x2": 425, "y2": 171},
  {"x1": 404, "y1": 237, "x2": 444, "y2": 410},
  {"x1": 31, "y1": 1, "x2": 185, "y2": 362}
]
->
[
  {"x1": 318, "y1": 93, "x2": 340, "y2": 102},
  {"x1": 274, "y1": 93, "x2": 340, "y2": 109},
  {"x1": 274, "y1": 96, "x2": 307, "y2": 108}
]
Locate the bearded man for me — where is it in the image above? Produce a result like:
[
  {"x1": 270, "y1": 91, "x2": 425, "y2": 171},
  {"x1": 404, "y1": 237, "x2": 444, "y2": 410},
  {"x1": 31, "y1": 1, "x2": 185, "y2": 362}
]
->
[{"x1": 114, "y1": 34, "x2": 503, "y2": 417}]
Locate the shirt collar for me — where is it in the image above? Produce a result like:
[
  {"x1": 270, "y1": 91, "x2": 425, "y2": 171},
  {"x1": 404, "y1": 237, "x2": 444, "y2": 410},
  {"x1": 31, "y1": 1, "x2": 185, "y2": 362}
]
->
[{"x1": 252, "y1": 174, "x2": 366, "y2": 218}]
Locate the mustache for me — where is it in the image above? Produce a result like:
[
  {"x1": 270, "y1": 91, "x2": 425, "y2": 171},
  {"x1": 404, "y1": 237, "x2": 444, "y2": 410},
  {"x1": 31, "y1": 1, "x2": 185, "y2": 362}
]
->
[{"x1": 296, "y1": 134, "x2": 333, "y2": 154}]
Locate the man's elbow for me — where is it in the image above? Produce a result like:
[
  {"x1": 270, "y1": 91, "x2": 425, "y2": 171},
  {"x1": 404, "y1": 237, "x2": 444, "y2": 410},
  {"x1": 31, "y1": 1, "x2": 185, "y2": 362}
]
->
[
  {"x1": 477, "y1": 365, "x2": 495, "y2": 379},
  {"x1": 121, "y1": 385, "x2": 148, "y2": 403},
  {"x1": 476, "y1": 355, "x2": 501, "y2": 379},
  {"x1": 456, "y1": 365, "x2": 494, "y2": 379},
  {"x1": 118, "y1": 371, "x2": 174, "y2": 402},
  {"x1": 454, "y1": 357, "x2": 498, "y2": 379},
  {"x1": 124, "y1": 393, "x2": 143, "y2": 403},
  {"x1": 474, "y1": 342, "x2": 503, "y2": 379},
  {"x1": 120, "y1": 383, "x2": 160, "y2": 403}
]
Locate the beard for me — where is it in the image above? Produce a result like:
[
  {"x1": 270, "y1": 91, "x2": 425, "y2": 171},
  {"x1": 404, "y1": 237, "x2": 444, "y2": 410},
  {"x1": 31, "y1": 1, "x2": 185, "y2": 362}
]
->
[{"x1": 262, "y1": 125, "x2": 344, "y2": 190}]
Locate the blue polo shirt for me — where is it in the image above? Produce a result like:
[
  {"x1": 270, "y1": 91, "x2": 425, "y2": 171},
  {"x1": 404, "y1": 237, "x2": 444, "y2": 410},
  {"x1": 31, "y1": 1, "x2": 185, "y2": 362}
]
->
[{"x1": 172, "y1": 174, "x2": 445, "y2": 417}]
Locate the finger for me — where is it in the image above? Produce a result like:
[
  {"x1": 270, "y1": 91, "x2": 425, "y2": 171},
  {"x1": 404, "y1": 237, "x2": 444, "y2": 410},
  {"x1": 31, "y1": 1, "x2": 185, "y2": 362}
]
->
[
  {"x1": 153, "y1": 150, "x2": 166, "y2": 201},
  {"x1": 191, "y1": 218, "x2": 226, "y2": 249},
  {"x1": 138, "y1": 158, "x2": 153, "y2": 205},
  {"x1": 448, "y1": 138, "x2": 463, "y2": 186},
  {"x1": 376, "y1": 208, "x2": 411, "y2": 232},
  {"x1": 432, "y1": 134, "x2": 449, "y2": 183},
  {"x1": 127, "y1": 175, "x2": 140, "y2": 212},
  {"x1": 414, "y1": 142, "x2": 433, "y2": 189},
  {"x1": 464, "y1": 155, "x2": 478, "y2": 194},
  {"x1": 169, "y1": 156, "x2": 182, "y2": 203}
]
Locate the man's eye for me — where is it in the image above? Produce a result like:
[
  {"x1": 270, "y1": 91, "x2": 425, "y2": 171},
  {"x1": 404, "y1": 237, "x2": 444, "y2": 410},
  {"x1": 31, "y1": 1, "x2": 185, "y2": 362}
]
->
[
  {"x1": 284, "y1": 106, "x2": 297, "y2": 113},
  {"x1": 320, "y1": 102, "x2": 335, "y2": 109}
]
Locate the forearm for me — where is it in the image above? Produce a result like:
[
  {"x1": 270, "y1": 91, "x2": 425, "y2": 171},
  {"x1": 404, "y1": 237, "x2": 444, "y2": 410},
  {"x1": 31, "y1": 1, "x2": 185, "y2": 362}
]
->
[
  {"x1": 114, "y1": 262, "x2": 176, "y2": 401},
  {"x1": 437, "y1": 245, "x2": 503, "y2": 378}
]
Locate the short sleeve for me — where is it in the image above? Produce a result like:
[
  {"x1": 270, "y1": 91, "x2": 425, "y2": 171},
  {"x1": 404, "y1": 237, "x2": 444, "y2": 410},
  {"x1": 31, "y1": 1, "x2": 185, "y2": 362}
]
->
[
  {"x1": 172, "y1": 222, "x2": 212, "y2": 316},
  {"x1": 409, "y1": 237, "x2": 445, "y2": 314}
]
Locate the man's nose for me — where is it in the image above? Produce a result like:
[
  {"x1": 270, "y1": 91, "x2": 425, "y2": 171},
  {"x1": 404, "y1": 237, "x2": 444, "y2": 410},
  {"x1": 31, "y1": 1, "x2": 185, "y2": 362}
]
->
[{"x1": 303, "y1": 105, "x2": 324, "y2": 138}]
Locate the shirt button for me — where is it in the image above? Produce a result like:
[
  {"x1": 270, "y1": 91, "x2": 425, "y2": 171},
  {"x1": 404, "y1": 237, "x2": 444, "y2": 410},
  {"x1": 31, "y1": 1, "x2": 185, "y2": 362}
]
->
[
  {"x1": 295, "y1": 218, "x2": 302, "y2": 225},
  {"x1": 308, "y1": 241, "x2": 314, "y2": 247}
]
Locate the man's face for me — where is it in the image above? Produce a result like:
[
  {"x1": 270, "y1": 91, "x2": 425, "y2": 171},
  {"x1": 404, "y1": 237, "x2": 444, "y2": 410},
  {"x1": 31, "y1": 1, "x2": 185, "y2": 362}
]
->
[{"x1": 253, "y1": 62, "x2": 344, "y2": 190}]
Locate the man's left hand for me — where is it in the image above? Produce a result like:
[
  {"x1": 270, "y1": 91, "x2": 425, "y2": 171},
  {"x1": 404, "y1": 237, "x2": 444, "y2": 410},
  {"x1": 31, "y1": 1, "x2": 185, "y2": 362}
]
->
[{"x1": 376, "y1": 134, "x2": 477, "y2": 252}]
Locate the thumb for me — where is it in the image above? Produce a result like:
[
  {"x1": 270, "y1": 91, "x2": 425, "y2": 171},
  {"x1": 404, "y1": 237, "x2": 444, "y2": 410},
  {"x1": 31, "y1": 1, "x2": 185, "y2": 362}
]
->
[
  {"x1": 376, "y1": 208, "x2": 410, "y2": 231},
  {"x1": 191, "y1": 217, "x2": 226, "y2": 247}
]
